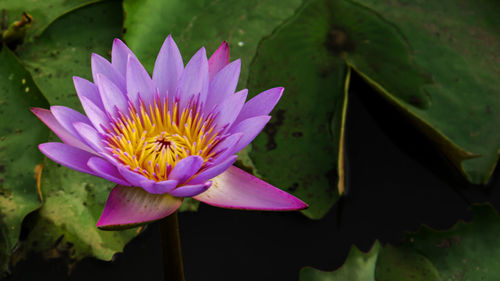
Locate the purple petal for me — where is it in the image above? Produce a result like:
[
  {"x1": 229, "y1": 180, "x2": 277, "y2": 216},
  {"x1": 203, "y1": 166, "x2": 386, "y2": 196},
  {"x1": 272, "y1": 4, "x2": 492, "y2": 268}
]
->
[
  {"x1": 208, "y1": 41, "x2": 229, "y2": 80},
  {"x1": 31, "y1": 108, "x2": 92, "y2": 152},
  {"x1": 97, "y1": 185, "x2": 182, "y2": 230},
  {"x1": 96, "y1": 73, "x2": 128, "y2": 118},
  {"x1": 194, "y1": 166, "x2": 308, "y2": 210},
  {"x1": 118, "y1": 165, "x2": 155, "y2": 190},
  {"x1": 126, "y1": 54, "x2": 155, "y2": 105},
  {"x1": 50, "y1": 106, "x2": 93, "y2": 146},
  {"x1": 91, "y1": 53, "x2": 126, "y2": 93},
  {"x1": 213, "y1": 89, "x2": 247, "y2": 130},
  {"x1": 211, "y1": 133, "x2": 242, "y2": 164},
  {"x1": 79, "y1": 96, "x2": 110, "y2": 133},
  {"x1": 169, "y1": 182, "x2": 211, "y2": 197},
  {"x1": 73, "y1": 76, "x2": 104, "y2": 109},
  {"x1": 111, "y1": 38, "x2": 139, "y2": 77},
  {"x1": 168, "y1": 155, "x2": 204, "y2": 184},
  {"x1": 188, "y1": 155, "x2": 237, "y2": 184},
  {"x1": 149, "y1": 180, "x2": 179, "y2": 194},
  {"x1": 87, "y1": 157, "x2": 131, "y2": 186},
  {"x1": 205, "y1": 59, "x2": 241, "y2": 110},
  {"x1": 177, "y1": 47, "x2": 209, "y2": 108},
  {"x1": 230, "y1": 115, "x2": 271, "y2": 153},
  {"x1": 39, "y1": 142, "x2": 97, "y2": 176},
  {"x1": 153, "y1": 34, "x2": 183, "y2": 97},
  {"x1": 73, "y1": 122, "x2": 105, "y2": 153},
  {"x1": 233, "y1": 87, "x2": 283, "y2": 126}
]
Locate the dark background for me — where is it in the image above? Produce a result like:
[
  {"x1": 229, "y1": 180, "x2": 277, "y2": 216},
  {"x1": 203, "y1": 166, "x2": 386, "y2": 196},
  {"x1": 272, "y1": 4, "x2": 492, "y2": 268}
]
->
[{"x1": 6, "y1": 73, "x2": 499, "y2": 280}]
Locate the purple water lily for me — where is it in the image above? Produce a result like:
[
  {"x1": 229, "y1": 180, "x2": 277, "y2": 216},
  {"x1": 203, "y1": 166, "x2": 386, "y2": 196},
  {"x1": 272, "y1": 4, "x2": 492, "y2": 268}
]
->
[{"x1": 32, "y1": 35, "x2": 307, "y2": 230}]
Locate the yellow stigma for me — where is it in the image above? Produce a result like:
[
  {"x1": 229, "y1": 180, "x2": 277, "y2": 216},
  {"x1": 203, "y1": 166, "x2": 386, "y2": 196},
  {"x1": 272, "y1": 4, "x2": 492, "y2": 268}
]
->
[{"x1": 105, "y1": 97, "x2": 221, "y2": 181}]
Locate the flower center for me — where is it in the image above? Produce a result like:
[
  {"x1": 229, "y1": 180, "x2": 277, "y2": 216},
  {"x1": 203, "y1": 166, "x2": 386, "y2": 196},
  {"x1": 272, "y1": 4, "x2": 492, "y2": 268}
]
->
[{"x1": 104, "y1": 97, "x2": 222, "y2": 181}]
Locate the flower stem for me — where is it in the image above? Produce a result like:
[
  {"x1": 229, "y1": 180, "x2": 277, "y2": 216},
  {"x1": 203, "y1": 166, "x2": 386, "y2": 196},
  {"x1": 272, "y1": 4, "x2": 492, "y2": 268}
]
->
[{"x1": 160, "y1": 211, "x2": 185, "y2": 281}]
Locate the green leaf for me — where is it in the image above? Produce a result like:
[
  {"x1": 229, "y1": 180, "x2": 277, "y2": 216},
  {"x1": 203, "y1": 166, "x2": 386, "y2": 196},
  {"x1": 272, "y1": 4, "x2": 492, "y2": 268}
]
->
[
  {"x1": 352, "y1": 0, "x2": 500, "y2": 184},
  {"x1": 377, "y1": 205, "x2": 500, "y2": 281},
  {"x1": 246, "y1": 0, "x2": 355, "y2": 219},
  {"x1": 16, "y1": 0, "x2": 123, "y2": 110},
  {"x1": 0, "y1": 48, "x2": 48, "y2": 273},
  {"x1": 17, "y1": 158, "x2": 138, "y2": 264},
  {"x1": 1, "y1": 0, "x2": 101, "y2": 40},
  {"x1": 122, "y1": 0, "x2": 303, "y2": 84},
  {"x1": 300, "y1": 242, "x2": 380, "y2": 281},
  {"x1": 11, "y1": 1, "x2": 138, "y2": 265}
]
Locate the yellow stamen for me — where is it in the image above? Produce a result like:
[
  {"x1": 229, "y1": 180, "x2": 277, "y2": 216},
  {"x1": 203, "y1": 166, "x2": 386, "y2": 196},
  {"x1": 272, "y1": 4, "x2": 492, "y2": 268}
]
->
[{"x1": 105, "y1": 97, "x2": 221, "y2": 181}]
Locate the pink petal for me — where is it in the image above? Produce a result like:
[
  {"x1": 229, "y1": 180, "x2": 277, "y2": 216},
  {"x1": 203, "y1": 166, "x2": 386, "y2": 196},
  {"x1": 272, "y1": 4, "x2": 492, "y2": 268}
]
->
[
  {"x1": 188, "y1": 155, "x2": 237, "y2": 184},
  {"x1": 73, "y1": 76, "x2": 104, "y2": 109},
  {"x1": 96, "y1": 73, "x2": 128, "y2": 118},
  {"x1": 97, "y1": 185, "x2": 182, "y2": 230},
  {"x1": 205, "y1": 59, "x2": 241, "y2": 111},
  {"x1": 230, "y1": 115, "x2": 271, "y2": 153},
  {"x1": 153, "y1": 34, "x2": 183, "y2": 97},
  {"x1": 233, "y1": 87, "x2": 283, "y2": 125},
  {"x1": 194, "y1": 166, "x2": 308, "y2": 210},
  {"x1": 39, "y1": 142, "x2": 97, "y2": 176},
  {"x1": 91, "y1": 53, "x2": 126, "y2": 93},
  {"x1": 168, "y1": 155, "x2": 204, "y2": 184},
  {"x1": 87, "y1": 157, "x2": 131, "y2": 186},
  {"x1": 111, "y1": 38, "x2": 139, "y2": 77},
  {"x1": 169, "y1": 182, "x2": 211, "y2": 197},
  {"x1": 31, "y1": 108, "x2": 92, "y2": 152},
  {"x1": 208, "y1": 41, "x2": 229, "y2": 80},
  {"x1": 126, "y1": 54, "x2": 155, "y2": 105},
  {"x1": 177, "y1": 47, "x2": 209, "y2": 109}
]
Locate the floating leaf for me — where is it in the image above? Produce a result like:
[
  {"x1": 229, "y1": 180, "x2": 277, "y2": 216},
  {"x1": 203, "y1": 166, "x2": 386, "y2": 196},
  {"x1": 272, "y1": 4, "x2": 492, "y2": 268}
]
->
[
  {"x1": 0, "y1": 48, "x2": 48, "y2": 273},
  {"x1": 17, "y1": 158, "x2": 138, "y2": 265},
  {"x1": 246, "y1": 0, "x2": 353, "y2": 219},
  {"x1": 1, "y1": 0, "x2": 101, "y2": 40},
  {"x1": 353, "y1": 0, "x2": 500, "y2": 184},
  {"x1": 300, "y1": 242, "x2": 380, "y2": 281},
  {"x1": 122, "y1": 0, "x2": 303, "y2": 85},
  {"x1": 377, "y1": 205, "x2": 500, "y2": 281},
  {"x1": 16, "y1": 0, "x2": 122, "y2": 110},
  {"x1": 11, "y1": 1, "x2": 138, "y2": 265}
]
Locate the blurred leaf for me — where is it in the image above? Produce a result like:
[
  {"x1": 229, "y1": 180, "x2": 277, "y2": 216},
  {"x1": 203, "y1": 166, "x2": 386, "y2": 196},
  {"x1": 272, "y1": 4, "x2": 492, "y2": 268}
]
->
[
  {"x1": 376, "y1": 245, "x2": 442, "y2": 281},
  {"x1": 12, "y1": 1, "x2": 138, "y2": 265},
  {"x1": 0, "y1": 0, "x2": 101, "y2": 40},
  {"x1": 300, "y1": 242, "x2": 380, "y2": 281},
  {"x1": 16, "y1": 0, "x2": 122, "y2": 110},
  {"x1": 377, "y1": 205, "x2": 500, "y2": 281},
  {"x1": 353, "y1": 0, "x2": 500, "y2": 184},
  {"x1": 122, "y1": 0, "x2": 303, "y2": 85},
  {"x1": 0, "y1": 48, "x2": 48, "y2": 273}
]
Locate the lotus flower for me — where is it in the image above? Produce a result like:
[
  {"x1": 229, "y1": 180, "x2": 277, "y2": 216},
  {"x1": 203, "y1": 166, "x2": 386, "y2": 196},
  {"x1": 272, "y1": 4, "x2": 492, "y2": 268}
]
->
[{"x1": 32, "y1": 35, "x2": 307, "y2": 230}]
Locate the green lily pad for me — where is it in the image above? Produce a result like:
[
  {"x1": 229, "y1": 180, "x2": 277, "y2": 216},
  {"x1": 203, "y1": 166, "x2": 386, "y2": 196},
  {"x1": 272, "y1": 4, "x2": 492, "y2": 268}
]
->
[
  {"x1": 300, "y1": 242, "x2": 380, "y2": 281},
  {"x1": 122, "y1": 0, "x2": 303, "y2": 84},
  {"x1": 246, "y1": 0, "x2": 353, "y2": 219},
  {"x1": 0, "y1": 48, "x2": 48, "y2": 273},
  {"x1": 10, "y1": 1, "x2": 138, "y2": 265},
  {"x1": 246, "y1": 0, "x2": 431, "y2": 219},
  {"x1": 377, "y1": 205, "x2": 500, "y2": 281},
  {"x1": 352, "y1": 0, "x2": 500, "y2": 184},
  {"x1": 16, "y1": 0, "x2": 122, "y2": 110},
  {"x1": 1, "y1": 0, "x2": 101, "y2": 41},
  {"x1": 16, "y1": 157, "x2": 138, "y2": 265}
]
